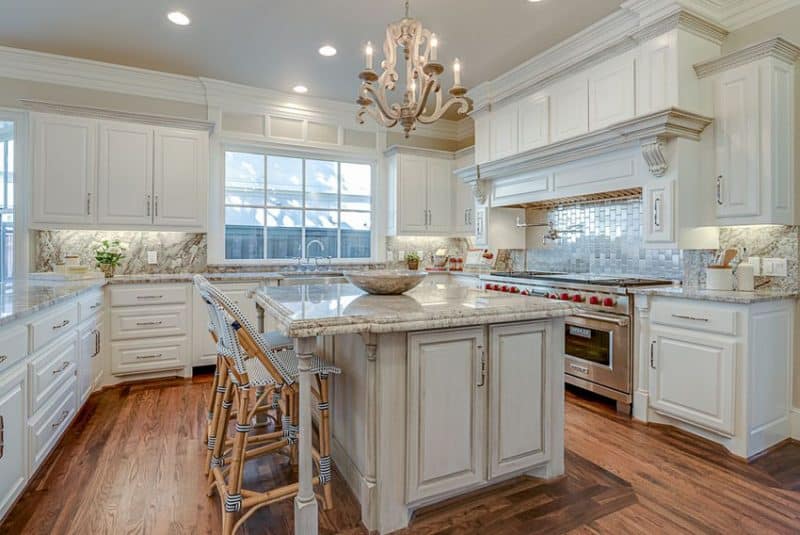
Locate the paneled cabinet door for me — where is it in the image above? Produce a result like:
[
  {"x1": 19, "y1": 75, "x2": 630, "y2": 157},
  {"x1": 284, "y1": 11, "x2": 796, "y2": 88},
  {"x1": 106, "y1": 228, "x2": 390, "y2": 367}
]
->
[
  {"x1": 518, "y1": 94, "x2": 549, "y2": 152},
  {"x1": 474, "y1": 206, "x2": 488, "y2": 248},
  {"x1": 588, "y1": 54, "x2": 635, "y2": 130},
  {"x1": 649, "y1": 326, "x2": 736, "y2": 436},
  {"x1": 0, "y1": 364, "x2": 27, "y2": 519},
  {"x1": 714, "y1": 63, "x2": 760, "y2": 218},
  {"x1": 78, "y1": 321, "x2": 99, "y2": 404},
  {"x1": 154, "y1": 129, "x2": 207, "y2": 228},
  {"x1": 473, "y1": 113, "x2": 491, "y2": 164},
  {"x1": 550, "y1": 78, "x2": 589, "y2": 142},
  {"x1": 406, "y1": 327, "x2": 486, "y2": 502},
  {"x1": 643, "y1": 181, "x2": 675, "y2": 244},
  {"x1": 32, "y1": 114, "x2": 96, "y2": 225},
  {"x1": 489, "y1": 322, "x2": 550, "y2": 478},
  {"x1": 97, "y1": 122, "x2": 154, "y2": 226},
  {"x1": 397, "y1": 155, "x2": 429, "y2": 233},
  {"x1": 490, "y1": 103, "x2": 518, "y2": 160},
  {"x1": 452, "y1": 175, "x2": 474, "y2": 234},
  {"x1": 426, "y1": 158, "x2": 453, "y2": 233}
]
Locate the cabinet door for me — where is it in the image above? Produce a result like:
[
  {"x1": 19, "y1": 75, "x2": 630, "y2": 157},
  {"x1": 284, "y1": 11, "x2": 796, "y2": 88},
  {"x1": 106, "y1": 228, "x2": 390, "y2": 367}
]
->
[
  {"x1": 518, "y1": 94, "x2": 549, "y2": 152},
  {"x1": 0, "y1": 364, "x2": 27, "y2": 520},
  {"x1": 649, "y1": 326, "x2": 736, "y2": 436},
  {"x1": 452, "y1": 175, "x2": 474, "y2": 234},
  {"x1": 97, "y1": 122, "x2": 154, "y2": 226},
  {"x1": 397, "y1": 155, "x2": 429, "y2": 233},
  {"x1": 643, "y1": 181, "x2": 674, "y2": 244},
  {"x1": 473, "y1": 113, "x2": 491, "y2": 164},
  {"x1": 490, "y1": 103, "x2": 518, "y2": 160},
  {"x1": 93, "y1": 318, "x2": 105, "y2": 389},
  {"x1": 407, "y1": 327, "x2": 486, "y2": 502},
  {"x1": 714, "y1": 63, "x2": 760, "y2": 218},
  {"x1": 154, "y1": 129, "x2": 207, "y2": 228},
  {"x1": 489, "y1": 322, "x2": 550, "y2": 478},
  {"x1": 550, "y1": 78, "x2": 589, "y2": 142},
  {"x1": 426, "y1": 158, "x2": 453, "y2": 233},
  {"x1": 588, "y1": 54, "x2": 635, "y2": 130},
  {"x1": 32, "y1": 114, "x2": 96, "y2": 225},
  {"x1": 78, "y1": 321, "x2": 99, "y2": 404},
  {"x1": 474, "y1": 206, "x2": 488, "y2": 248}
]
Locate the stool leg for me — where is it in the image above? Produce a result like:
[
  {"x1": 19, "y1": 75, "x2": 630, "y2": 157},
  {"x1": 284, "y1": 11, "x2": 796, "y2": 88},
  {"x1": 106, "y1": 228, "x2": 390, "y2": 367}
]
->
[
  {"x1": 208, "y1": 381, "x2": 234, "y2": 493},
  {"x1": 318, "y1": 374, "x2": 333, "y2": 510},
  {"x1": 206, "y1": 358, "x2": 229, "y2": 475},
  {"x1": 222, "y1": 388, "x2": 250, "y2": 535}
]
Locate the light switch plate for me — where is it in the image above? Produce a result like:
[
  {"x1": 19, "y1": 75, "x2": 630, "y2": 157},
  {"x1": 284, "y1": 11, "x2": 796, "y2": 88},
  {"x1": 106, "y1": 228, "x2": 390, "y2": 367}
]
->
[
  {"x1": 147, "y1": 251, "x2": 158, "y2": 265},
  {"x1": 762, "y1": 258, "x2": 788, "y2": 277},
  {"x1": 748, "y1": 257, "x2": 762, "y2": 276}
]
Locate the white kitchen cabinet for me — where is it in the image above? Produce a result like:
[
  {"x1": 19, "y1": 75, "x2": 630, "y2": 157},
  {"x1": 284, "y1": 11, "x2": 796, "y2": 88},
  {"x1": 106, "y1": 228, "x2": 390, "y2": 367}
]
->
[
  {"x1": 588, "y1": 53, "x2": 635, "y2": 130},
  {"x1": 710, "y1": 48, "x2": 796, "y2": 225},
  {"x1": 452, "y1": 177, "x2": 474, "y2": 235},
  {"x1": 0, "y1": 363, "x2": 27, "y2": 520},
  {"x1": 78, "y1": 320, "x2": 101, "y2": 404},
  {"x1": 473, "y1": 112, "x2": 491, "y2": 164},
  {"x1": 387, "y1": 149, "x2": 458, "y2": 236},
  {"x1": 550, "y1": 77, "x2": 589, "y2": 142},
  {"x1": 488, "y1": 322, "x2": 550, "y2": 478},
  {"x1": 643, "y1": 180, "x2": 675, "y2": 244},
  {"x1": 97, "y1": 121, "x2": 154, "y2": 226},
  {"x1": 31, "y1": 114, "x2": 96, "y2": 225},
  {"x1": 473, "y1": 205, "x2": 488, "y2": 247},
  {"x1": 153, "y1": 128, "x2": 207, "y2": 228},
  {"x1": 649, "y1": 325, "x2": 736, "y2": 436},
  {"x1": 490, "y1": 103, "x2": 518, "y2": 160},
  {"x1": 406, "y1": 327, "x2": 486, "y2": 502},
  {"x1": 518, "y1": 94, "x2": 549, "y2": 152}
]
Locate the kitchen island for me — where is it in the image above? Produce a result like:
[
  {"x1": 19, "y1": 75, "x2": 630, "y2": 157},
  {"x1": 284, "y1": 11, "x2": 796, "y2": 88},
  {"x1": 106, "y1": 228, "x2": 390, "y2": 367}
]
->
[{"x1": 252, "y1": 282, "x2": 572, "y2": 534}]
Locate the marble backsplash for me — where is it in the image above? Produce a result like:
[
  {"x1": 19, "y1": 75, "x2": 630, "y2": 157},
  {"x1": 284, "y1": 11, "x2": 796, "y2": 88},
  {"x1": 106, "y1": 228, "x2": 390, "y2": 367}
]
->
[
  {"x1": 35, "y1": 231, "x2": 207, "y2": 274},
  {"x1": 385, "y1": 236, "x2": 472, "y2": 269}
]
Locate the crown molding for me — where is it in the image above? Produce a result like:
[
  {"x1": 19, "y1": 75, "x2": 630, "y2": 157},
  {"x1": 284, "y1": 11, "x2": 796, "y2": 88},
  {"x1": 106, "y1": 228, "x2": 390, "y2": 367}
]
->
[
  {"x1": 624, "y1": 0, "x2": 800, "y2": 29},
  {"x1": 456, "y1": 108, "x2": 712, "y2": 183},
  {"x1": 383, "y1": 144, "x2": 457, "y2": 159},
  {"x1": 694, "y1": 36, "x2": 800, "y2": 77},
  {"x1": 19, "y1": 99, "x2": 215, "y2": 131}
]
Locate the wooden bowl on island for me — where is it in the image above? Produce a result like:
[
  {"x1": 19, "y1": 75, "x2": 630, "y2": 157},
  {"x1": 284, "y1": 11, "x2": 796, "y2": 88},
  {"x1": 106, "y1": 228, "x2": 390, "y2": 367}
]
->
[{"x1": 343, "y1": 270, "x2": 428, "y2": 295}]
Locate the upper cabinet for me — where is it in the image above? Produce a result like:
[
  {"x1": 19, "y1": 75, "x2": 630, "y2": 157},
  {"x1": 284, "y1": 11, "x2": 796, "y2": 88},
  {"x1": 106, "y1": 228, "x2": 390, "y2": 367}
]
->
[
  {"x1": 32, "y1": 114, "x2": 97, "y2": 225},
  {"x1": 550, "y1": 77, "x2": 589, "y2": 142},
  {"x1": 31, "y1": 112, "x2": 209, "y2": 231},
  {"x1": 387, "y1": 149, "x2": 454, "y2": 236},
  {"x1": 588, "y1": 52, "x2": 635, "y2": 131},
  {"x1": 490, "y1": 104, "x2": 519, "y2": 160},
  {"x1": 518, "y1": 94, "x2": 549, "y2": 152}
]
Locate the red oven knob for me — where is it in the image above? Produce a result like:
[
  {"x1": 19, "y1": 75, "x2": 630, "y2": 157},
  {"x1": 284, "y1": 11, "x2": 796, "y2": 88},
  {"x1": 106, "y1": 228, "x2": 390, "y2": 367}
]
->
[
  {"x1": 520, "y1": 290, "x2": 530, "y2": 296},
  {"x1": 510, "y1": 286, "x2": 519, "y2": 293},
  {"x1": 549, "y1": 294, "x2": 558, "y2": 299},
  {"x1": 589, "y1": 296, "x2": 600, "y2": 305},
  {"x1": 501, "y1": 285, "x2": 509, "y2": 292},
  {"x1": 493, "y1": 284, "x2": 501, "y2": 291},
  {"x1": 560, "y1": 293, "x2": 571, "y2": 301},
  {"x1": 485, "y1": 283, "x2": 493, "y2": 290},
  {"x1": 603, "y1": 297, "x2": 616, "y2": 307},
  {"x1": 572, "y1": 294, "x2": 584, "y2": 303}
]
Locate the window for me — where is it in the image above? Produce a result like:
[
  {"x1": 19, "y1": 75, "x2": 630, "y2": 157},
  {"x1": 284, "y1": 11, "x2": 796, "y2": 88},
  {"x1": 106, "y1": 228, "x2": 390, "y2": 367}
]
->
[
  {"x1": 224, "y1": 151, "x2": 372, "y2": 261},
  {"x1": 0, "y1": 121, "x2": 14, "y2": 281}
]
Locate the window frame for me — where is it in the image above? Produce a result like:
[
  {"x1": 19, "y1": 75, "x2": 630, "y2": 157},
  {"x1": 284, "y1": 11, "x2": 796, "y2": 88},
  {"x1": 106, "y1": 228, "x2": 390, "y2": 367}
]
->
[
  {"x1": 0, "y1": 109, "x2": 27, "y2": 282},
  {"x1": 218, "y1": 144, "x2": 379, "y2": 265}
]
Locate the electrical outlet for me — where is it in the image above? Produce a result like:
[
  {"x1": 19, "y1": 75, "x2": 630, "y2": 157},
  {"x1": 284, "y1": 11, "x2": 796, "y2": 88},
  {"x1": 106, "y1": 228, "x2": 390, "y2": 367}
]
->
[
  {"x1": 748, "y1": 256, "x2": 762, "y2": 276},
  {"x1": 147, "y1": 250, "x2": 158, "y2": 265},
  {"x1": 762, "y1": 258, "x2": 788, "y2": 277}
]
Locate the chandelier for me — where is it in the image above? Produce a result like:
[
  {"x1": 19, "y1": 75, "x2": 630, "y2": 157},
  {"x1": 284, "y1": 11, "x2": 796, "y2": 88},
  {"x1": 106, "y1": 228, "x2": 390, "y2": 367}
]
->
[{"x1": 356, "y1": 0, "x2": 470, "y2": 137}]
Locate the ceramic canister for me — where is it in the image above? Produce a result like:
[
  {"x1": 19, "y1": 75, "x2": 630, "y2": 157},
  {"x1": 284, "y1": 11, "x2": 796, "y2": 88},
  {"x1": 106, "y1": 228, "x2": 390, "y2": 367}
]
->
[
  {"x1": 736, "y1": 263, "x2": 755, "y2": 292},
  {"x1": 706, "y1": 266, "x2": 734, "y2": 291}
]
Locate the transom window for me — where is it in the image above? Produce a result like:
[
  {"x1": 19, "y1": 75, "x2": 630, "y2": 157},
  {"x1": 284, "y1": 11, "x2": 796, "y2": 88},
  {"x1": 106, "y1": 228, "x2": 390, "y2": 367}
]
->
[
  {"x1": 224, "y1": 151, "x2": 372, "y2": 260},
  {"x1": 0, "y1": 121, "x2": 14, "y2": 281}
]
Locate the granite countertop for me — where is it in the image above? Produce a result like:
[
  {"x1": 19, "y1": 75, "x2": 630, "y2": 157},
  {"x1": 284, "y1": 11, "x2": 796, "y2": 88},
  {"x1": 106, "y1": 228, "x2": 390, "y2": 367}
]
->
[
  {"x1": 106, "y1": 272, "x2": 289, "y2": 284},
  {"x1": 252, "y1": 282, "x2": 573, "y2": 337},
  {"x1": 629, "y1": 285, "x2": 800, "y2": 304},
  {"x1": 0, "y1": 279, "x2": 107, "y2": 327}
]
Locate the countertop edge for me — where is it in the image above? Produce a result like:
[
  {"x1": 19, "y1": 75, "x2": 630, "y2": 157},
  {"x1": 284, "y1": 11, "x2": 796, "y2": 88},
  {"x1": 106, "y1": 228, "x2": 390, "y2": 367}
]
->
[
  {"x1": 629, "y1": 286, "x2": 800, "y2": 304},
  {"x1": 0, "y1": 281, "x2": 107, "y2": 328}
]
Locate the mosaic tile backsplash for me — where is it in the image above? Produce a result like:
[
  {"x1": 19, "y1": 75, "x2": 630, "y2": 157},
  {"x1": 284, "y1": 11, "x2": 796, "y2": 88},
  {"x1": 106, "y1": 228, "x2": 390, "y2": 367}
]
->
[{"x1": 522, "y1": 199, "x2": 683, "y2": 279}]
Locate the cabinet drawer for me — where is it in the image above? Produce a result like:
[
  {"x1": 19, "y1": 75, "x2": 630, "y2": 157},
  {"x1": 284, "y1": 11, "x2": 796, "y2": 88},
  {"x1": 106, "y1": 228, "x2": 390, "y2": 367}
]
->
[
  {"x1": 110, "y1": 285, "x2": 187, "y2": 307},
  {"x1": 0, "y1": 323, "x2": 29, "y2": 374},
  {"x1": 650, "y1": 300, "x2": 738, "y2": 336},
  {"x1": 29, "y1": 332, "x2": 78, "y2": 415},
  {"x1": 111, "y1": 336, "x2": 188, "y2": 375},
  {"x1": 29, "y1": 378, "x2": 77, "y2": 472},
  {"x1": 110, "y1": 305, "x2": 189, "y2": 341},
  {"x1": 0, "y1": 363, "x2": 28, "y2": 519},
  {"x1": 77, "y1": 291, "x2": 104, "y2": 321},
  {"x1": 29, "y1": 303, "x2": 79, "y2": 352}
]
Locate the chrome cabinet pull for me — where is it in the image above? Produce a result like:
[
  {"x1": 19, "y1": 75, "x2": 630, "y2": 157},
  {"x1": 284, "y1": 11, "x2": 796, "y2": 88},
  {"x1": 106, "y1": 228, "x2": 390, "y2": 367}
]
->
[
  {"x1": 136, "y1": 295, "x2": 163, "y2": 300},
  {"x1": 52, "y1": 319, "x2": 70, "y2": 330},
  {"x1": 94, "y1": 329, "x2": 100, "y2": 357},
  {"x1": 154, "y1": 195, "x2": 159, "y2": 217},
  {"x1": 87, "y1": 192, "x2": 92, "y2": 215},
  {"x1": 0, "y1": 415, "x2": 4, "y2": 460},
  {"x1": 52, "y1": 361, "x2": 70, "y2": 375},
  {"x1": 51, "y1": 410, "x2": 69, "y2": 429},
  {"x1": 135, "y1": 320, "x2": 163, "y2": 327},
  {"x1": 716, "y1": 175, "x2": 723, "y2": 206},
  {"x1": 671, "y1": 313, "x2": 709, "y2": 322},
  {"x1": 0, "y1": 355, "x2": 7, "y2": 365},
  {"x1": 650, "y1": 341, "x2": 656, "y2": 369},
  {"x1": 136, "y1": 353, "x2": 163, "y2": 360},
  {"x1": 90, "y1": 302, "x2": 101, "y2": 310},
  {"x1": 653, "y1": 197, "x2": 661, "y2": 228},
  {"x1": 476, "y1": 347, "x2": 486, "y2": 387},
  {"x1": 146, "y1": 194, "x2": 151, "y2": 216}
]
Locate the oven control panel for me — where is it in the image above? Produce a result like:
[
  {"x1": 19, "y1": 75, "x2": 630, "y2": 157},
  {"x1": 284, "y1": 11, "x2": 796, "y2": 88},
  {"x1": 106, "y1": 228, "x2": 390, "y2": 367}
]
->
[{"x1": 481, "y1": 279, "x2": 629, "y2": 315}]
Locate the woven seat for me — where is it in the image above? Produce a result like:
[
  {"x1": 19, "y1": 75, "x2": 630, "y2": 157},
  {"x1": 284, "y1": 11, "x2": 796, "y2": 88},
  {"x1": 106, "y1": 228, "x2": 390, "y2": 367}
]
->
[
  {"x1": 262, "y1": 330, "x2": 292, "y2": 350},
  {"x1": 272, "y1": 348, "x2": 341, "y2": 378}
]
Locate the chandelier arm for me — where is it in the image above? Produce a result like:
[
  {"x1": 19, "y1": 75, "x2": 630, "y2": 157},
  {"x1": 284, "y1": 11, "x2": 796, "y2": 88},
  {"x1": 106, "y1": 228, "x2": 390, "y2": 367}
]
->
[
  {"x1": 415, "y1": 97, "x2": 470, "y2": 124},
  {"x1": 360, "y1": 105, "x2": 398, "y2": 128},
  {"x1": 417, "y1": 82, "x2": 444, "y2": 119},
  {"x1": 362, "y1": 84, "x2": 401, "y2": 121},
  {"x1": 412, "y1": 76, "x2": 438, "y2": 118}
]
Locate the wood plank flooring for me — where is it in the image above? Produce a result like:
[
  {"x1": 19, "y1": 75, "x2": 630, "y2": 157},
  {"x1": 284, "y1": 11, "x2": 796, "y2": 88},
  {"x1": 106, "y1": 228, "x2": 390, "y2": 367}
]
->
[{"x1": 2, "y1": 377, "x2": 799, "y2": 534}]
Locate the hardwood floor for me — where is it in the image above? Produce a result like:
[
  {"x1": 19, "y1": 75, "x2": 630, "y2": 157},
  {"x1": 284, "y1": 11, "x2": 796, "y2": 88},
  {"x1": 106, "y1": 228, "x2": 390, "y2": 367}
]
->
[{"x1": 3, "y1": 377, "x2": 799, "y2": 534}]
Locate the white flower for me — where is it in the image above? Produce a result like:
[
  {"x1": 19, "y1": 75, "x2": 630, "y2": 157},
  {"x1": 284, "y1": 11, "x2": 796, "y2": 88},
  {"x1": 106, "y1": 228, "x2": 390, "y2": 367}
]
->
[{"x1": 108, "y1": 247, "x2": 122, "y2": 255}]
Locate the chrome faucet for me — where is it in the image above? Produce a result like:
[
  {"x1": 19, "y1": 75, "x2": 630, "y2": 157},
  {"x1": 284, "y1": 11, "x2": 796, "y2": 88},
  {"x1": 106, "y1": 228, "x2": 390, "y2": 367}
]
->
[{"x1": 305, "y1": 240, "x2": 325, "y2": 271}]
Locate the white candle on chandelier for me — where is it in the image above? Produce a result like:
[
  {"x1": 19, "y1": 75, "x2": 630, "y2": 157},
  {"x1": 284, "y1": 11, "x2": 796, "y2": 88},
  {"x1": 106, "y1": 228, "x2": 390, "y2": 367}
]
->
[
  {"x1": 365, "y1": 41, "x2": 374, "y2": 70},
  {"x1": 410, "y1": 80, "x2": 417, "y2": 104},
  {"x1": 430, "y1": 33, "x2": 438, "y2": 61},
  {"x1": 453, "y1": 58, "x2": 462, "y2": 86}
]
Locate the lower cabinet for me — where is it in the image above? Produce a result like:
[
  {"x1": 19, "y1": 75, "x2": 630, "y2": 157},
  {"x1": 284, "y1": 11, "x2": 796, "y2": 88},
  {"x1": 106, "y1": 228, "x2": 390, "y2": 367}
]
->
[
  {"x1": 28, "y1": 378, "x2": 78, "y2": 472},
  {"x1": 0, "y1": 363, "x2": 27, "y2": 520},
  {"x1": 649, "y1": 326, "x2": 736, "y2": 436},
  {"x1": 406, "y1": 321, "x2": 551, "y2": 503},
  {"x1": 78, "y1": 316, "x2": 103, "y2": 404}
]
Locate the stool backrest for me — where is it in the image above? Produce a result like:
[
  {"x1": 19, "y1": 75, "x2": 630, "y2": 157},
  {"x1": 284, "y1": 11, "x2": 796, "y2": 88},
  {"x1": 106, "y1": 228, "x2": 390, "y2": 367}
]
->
[{"x1": 193, "y1": 275, "x2": 249, "y2": 378}]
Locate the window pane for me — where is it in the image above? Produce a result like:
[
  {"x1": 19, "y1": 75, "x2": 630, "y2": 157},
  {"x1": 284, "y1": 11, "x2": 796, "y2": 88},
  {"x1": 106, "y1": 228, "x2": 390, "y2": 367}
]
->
[
  {"x1": 225, "y1": 152, "x2": 264, "y2": 205},
  {"x1": 341, "y1": 162, "x2": 371, "y2": 211},
  {"x1": 305, "y1": 159, "x2": 338, "y2": 209},
  {"x1": 267, "y1": 209, "x2": 302, "y2": 259},
  {"x1": 306, "y1": 210, "x2": 338, "y2": 258},
  {"x1": 225, "y1": 206, "x2": 264, "y2": 259},
  {"x1": 341, "y1": 211, "x2": 371, "y2": 258},
  {"x1": 267, "y1": 155, "x2": 303, "y2": 208}
]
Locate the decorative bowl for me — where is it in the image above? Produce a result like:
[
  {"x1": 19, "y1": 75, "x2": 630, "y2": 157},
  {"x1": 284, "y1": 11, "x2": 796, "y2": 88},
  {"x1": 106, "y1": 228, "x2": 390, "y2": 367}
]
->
[{"x1": 343, "y1": 270, "x2": 428, "y2": 295}]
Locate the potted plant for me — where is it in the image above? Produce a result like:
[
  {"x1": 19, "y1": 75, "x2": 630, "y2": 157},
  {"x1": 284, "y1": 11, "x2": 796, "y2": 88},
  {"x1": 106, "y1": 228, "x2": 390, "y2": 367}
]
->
[
  {"x1": 94, "y1": 239, "x2": 126, "y2": 278},
  {"x1": 405, "y1": 252, "x2": 420, "y2": 271}
]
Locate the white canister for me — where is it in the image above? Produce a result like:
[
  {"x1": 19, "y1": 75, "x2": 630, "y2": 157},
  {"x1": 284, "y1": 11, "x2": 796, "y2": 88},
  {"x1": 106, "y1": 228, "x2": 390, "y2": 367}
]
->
[
  {"x1": 706, "y1": 266, "x2": 734, "y2": 291},
  {"x1": 736, "y1": 263, "x2": 755, "y2": 292}
]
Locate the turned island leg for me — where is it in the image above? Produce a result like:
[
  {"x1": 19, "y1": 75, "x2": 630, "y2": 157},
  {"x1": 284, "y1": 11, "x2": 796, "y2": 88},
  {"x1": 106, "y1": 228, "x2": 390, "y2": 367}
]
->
[{"x1": 294, "y1": 336, "x2": 318, "y2": 535}]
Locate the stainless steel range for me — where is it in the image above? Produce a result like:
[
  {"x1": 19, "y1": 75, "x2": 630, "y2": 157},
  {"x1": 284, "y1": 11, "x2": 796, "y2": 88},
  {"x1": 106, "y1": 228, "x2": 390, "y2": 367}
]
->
[{"x1": 480, "y1": 271, "x2": 673, "y2": 413}]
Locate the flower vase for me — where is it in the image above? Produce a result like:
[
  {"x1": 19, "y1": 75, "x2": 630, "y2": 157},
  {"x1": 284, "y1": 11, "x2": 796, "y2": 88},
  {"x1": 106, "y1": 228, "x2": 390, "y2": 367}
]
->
[{"x1": 100, "y1": 264, "x2": 116, "y2": 278}]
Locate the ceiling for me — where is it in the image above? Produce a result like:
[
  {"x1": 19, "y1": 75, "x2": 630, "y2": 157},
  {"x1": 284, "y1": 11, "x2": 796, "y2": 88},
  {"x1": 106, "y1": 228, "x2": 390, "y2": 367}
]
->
[{"x1": 0, "y1": 0, "x2": 623, "y2": 108}]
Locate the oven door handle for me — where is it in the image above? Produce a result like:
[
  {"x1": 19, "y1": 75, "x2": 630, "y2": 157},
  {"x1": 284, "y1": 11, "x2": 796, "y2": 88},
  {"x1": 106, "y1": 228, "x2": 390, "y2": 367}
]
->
[{"x1": 572, "y1": 312, "x2": 629, "y2": 327}]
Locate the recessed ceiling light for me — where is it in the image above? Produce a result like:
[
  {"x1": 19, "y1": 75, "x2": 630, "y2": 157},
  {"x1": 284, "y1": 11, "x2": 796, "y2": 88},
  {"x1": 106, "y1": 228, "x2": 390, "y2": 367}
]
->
[
  {"x1": 167, "y1": 11, "x2": 191, "y2": 25},
  {"x1": 527, "y1": 0, "x2": 543, "y2": 3},
  {"x1": 318, "y1": 45, "x2": 337, "y2": 57},
  {"x1": 293, "y1": 85, "x2": 309, "y2": 94}
]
